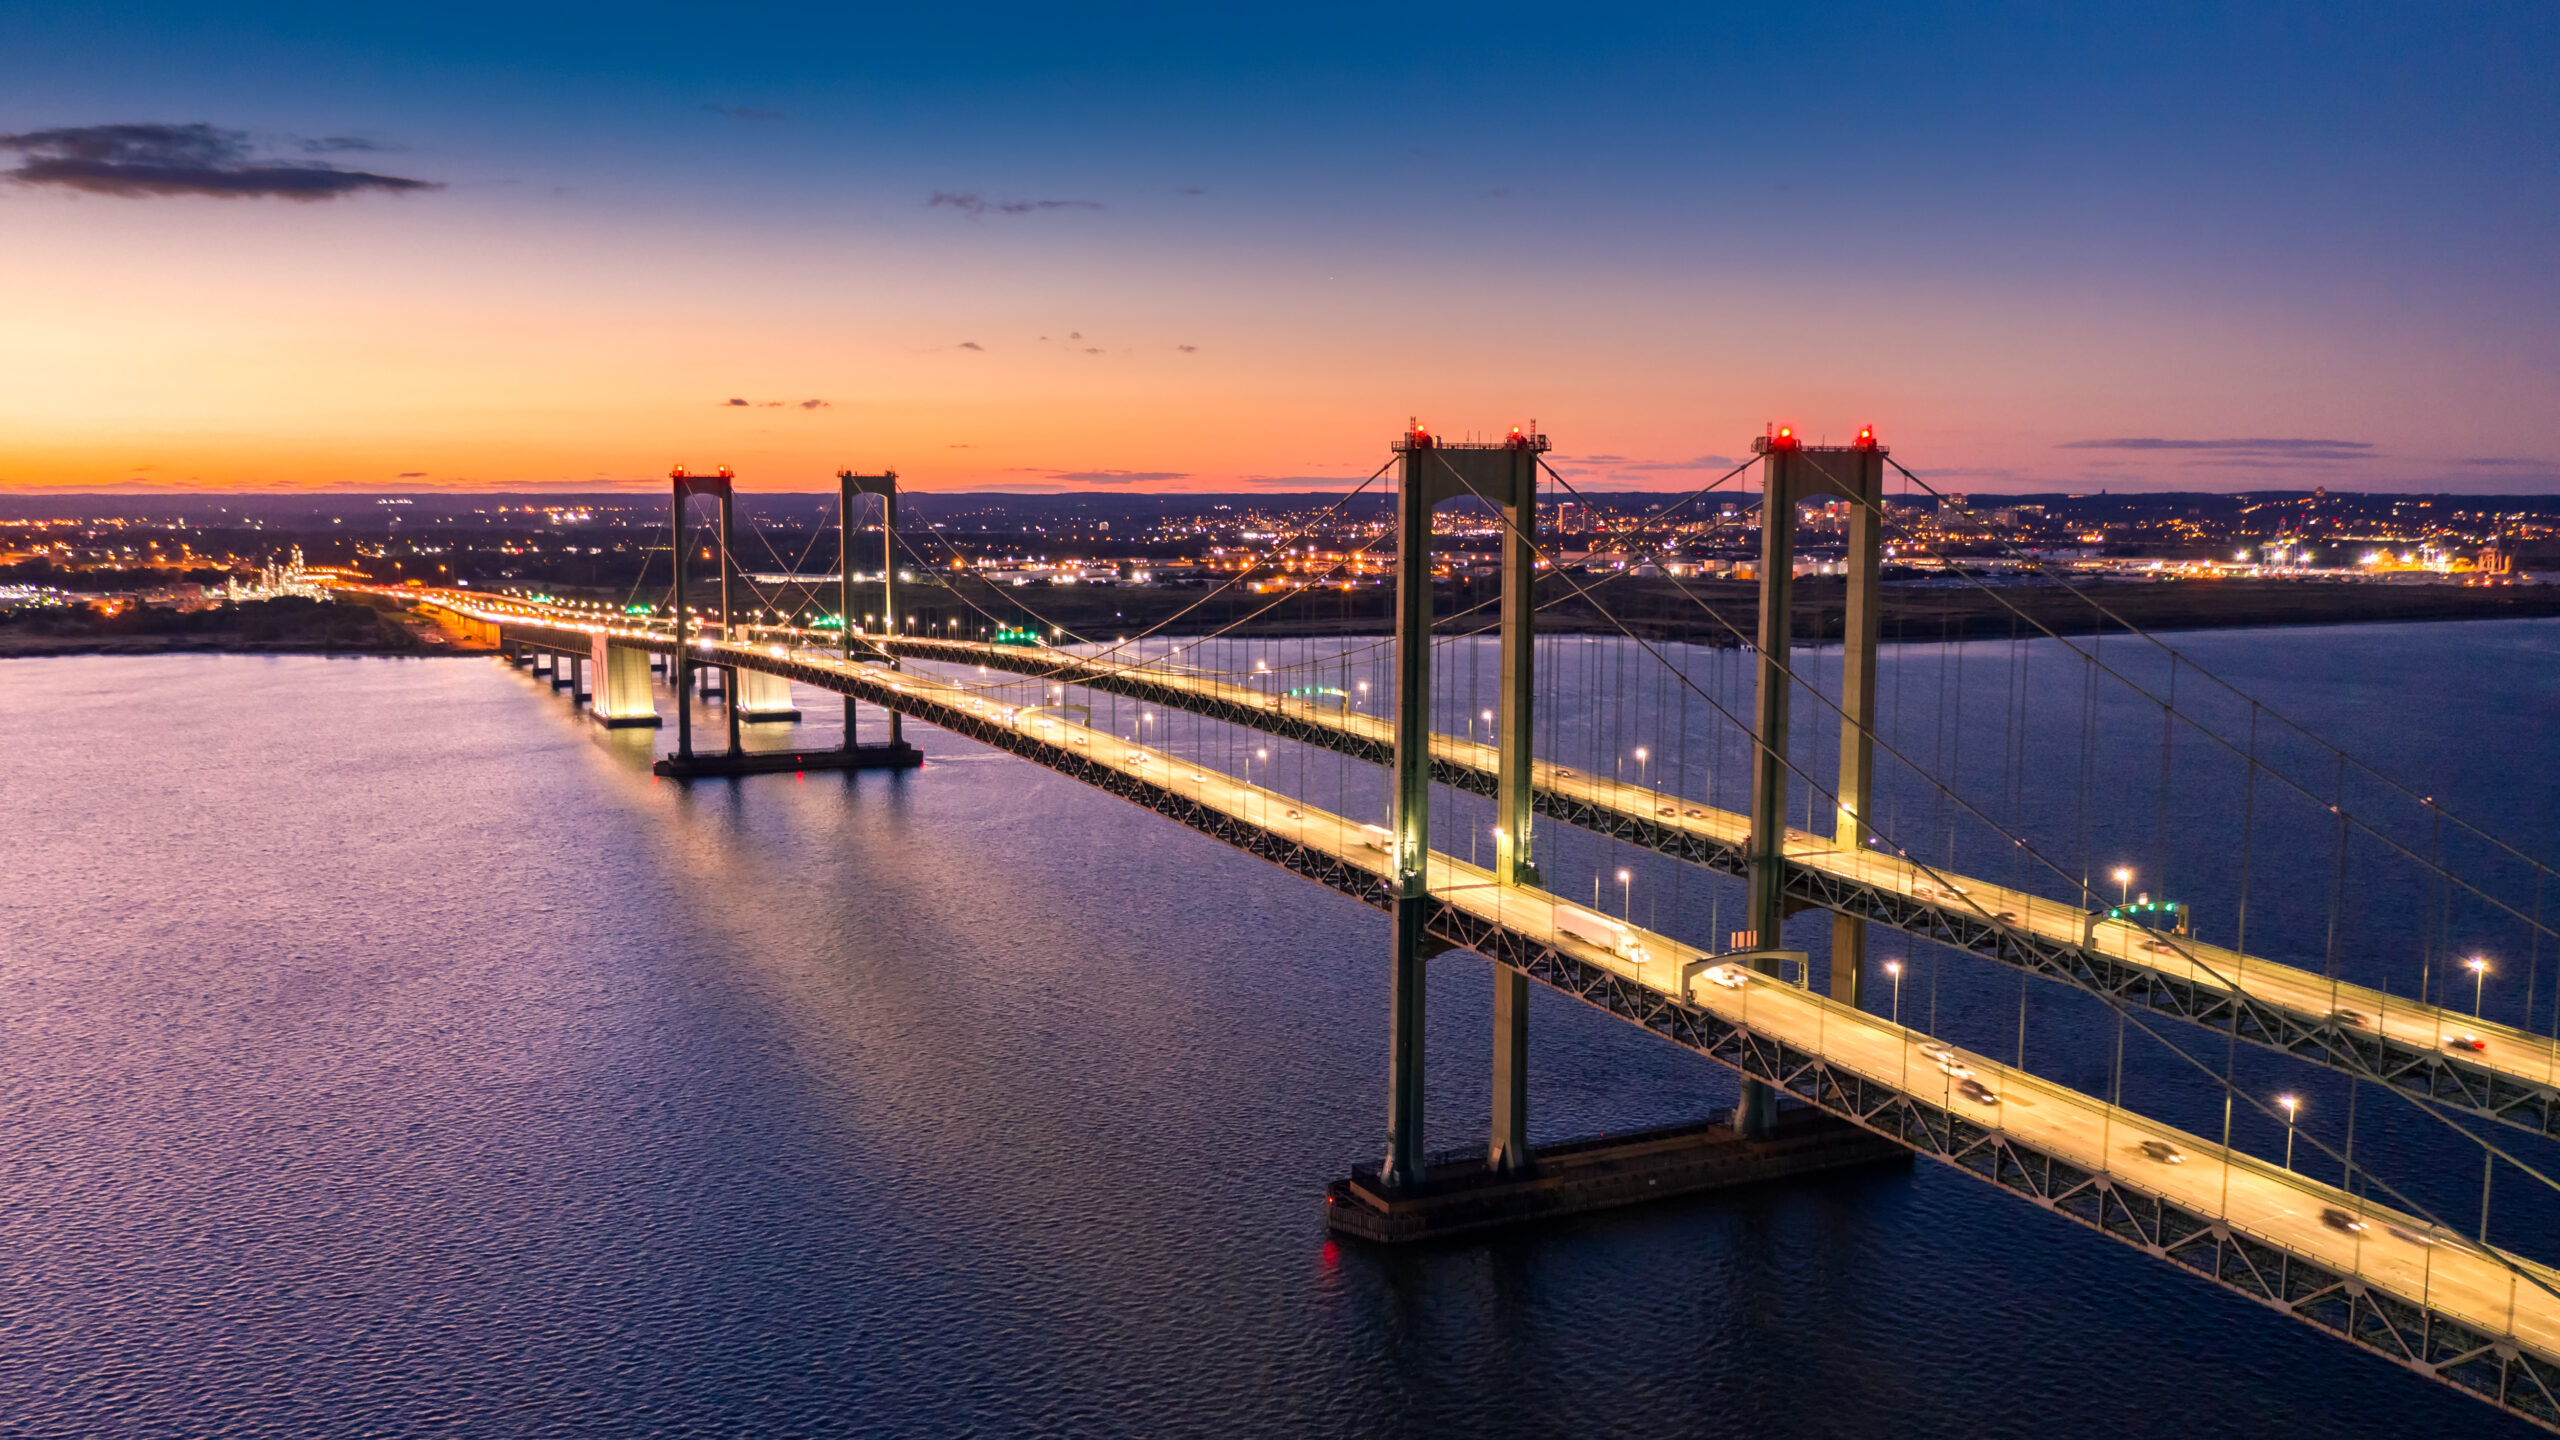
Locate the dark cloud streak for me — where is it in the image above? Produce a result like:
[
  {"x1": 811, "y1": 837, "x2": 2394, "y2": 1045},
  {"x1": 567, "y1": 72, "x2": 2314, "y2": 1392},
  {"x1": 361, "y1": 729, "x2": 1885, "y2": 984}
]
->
[
  {"x1": 2058, "y1": 437, "x2": 2374, "y2": 461},
  {"x1": 0, "y1": 123, "x2": 438, "y2": 199},
  {"x1": 929, "y1": 191, "x2": 1102, "y2": 216}
]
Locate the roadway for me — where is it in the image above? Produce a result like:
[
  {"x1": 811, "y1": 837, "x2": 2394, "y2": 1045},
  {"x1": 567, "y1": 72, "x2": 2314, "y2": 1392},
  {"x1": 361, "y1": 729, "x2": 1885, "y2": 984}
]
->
[
  {"x1": 410, "y1": 594, "x2": 2560, "y2": 1381},
  {"x1": 395, "y1": 591, "x2": 2560, "y2": 1133},
  {"x1": 873, "y1": 630, "x2": 2560, "y2": 1120}
]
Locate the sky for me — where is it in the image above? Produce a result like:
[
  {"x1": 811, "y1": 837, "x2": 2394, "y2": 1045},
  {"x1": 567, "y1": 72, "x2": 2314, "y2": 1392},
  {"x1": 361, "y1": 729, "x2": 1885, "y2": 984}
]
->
[{"x1": 3, "y1": 1, "x2": 2557, "y2": 495}]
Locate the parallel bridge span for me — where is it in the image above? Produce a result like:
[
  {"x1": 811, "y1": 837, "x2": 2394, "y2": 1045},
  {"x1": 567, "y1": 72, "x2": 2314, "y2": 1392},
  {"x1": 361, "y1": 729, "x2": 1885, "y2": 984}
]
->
[
  {"x1": 852, "y1": 631, "x2": 2560, "y2": 1142},
  {"x1": 476, "y1": 613, "x2": 2560, "y2": 1430}
]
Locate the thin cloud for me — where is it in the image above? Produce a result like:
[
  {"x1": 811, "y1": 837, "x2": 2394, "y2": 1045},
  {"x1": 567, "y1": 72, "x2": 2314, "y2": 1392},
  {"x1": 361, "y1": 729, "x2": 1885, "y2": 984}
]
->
[
  {"x1": 299, "y1": 136, "x2": 391, "y2": 154},
  {"x1": 799, "y1": 399, "x2": 829, "y2": 409},
  {"x1": 1041, "y1": 470, "x2": 1189, "y2": 485},
  {"x1": 725, "y1": 398, "x2": 750, "y2": 406},
  {"x1": 2058, "y1": 437, "x2": 2374, "y2": 461},
  {"x1": 0, "y1": 123, "x2": 438, "y2": 199},
  {"x1": 1176, "y1": 344, "x2": 1198, "y2": 353},
  {"x1": 1620, "y1": 454, "x2": 1741, "y2": 471},
  {"x1": 957, "y1": 341, "x2": 984, "y2": 351},
  {"x1": 929, "y1": 191, "x2": 1103, "y2": 216},
  {"x1": 396, "y1": 471, "x2": 427, "y2": 479},
  {"x1": 1237, "y1": 475, "x2": 1366, "y2": 489}
]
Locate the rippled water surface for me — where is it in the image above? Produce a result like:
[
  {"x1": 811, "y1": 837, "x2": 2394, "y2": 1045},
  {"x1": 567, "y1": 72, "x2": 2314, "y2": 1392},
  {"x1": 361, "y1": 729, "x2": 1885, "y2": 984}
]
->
[{"x1": 6, "y1": 630, "x2": 2554, "y2": 1438}]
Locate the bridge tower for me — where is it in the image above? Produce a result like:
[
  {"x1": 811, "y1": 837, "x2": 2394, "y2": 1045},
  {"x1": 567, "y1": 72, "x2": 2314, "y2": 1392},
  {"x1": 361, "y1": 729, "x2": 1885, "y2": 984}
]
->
[
  {"x1": 1738, "y1": 426, "x2": 1885, "y2": 1137},
  {"x1": 839, "y1": 470, "x2": 903, "y2": 752},
  {"x1": 1381, "y1": 420, "x2": 1546, "y2": 1189},
  {"x1": 669, "y1": 466, "x2": 740, "y2": 764}
]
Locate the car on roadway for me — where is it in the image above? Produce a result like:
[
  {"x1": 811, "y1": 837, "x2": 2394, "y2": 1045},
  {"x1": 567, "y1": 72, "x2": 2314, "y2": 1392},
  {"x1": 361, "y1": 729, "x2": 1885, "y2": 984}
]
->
[
  {"x1": 1698, "y1": 964, "x2": 1748, "y2": 990},
  {"x1": 1993, "y1": 911, "x2": 2020, "y2": 926},
  {"x1": 2447, "y1": 1033, "x2": 2489, "y2": 1053},
  {"x1": 1917, "y1": 1040, "x2": 1956, "y2": 1064},
  {"x1": 2321, "y1": 1208, "x2": 2368, "y2": 1235},
  {"x1": 1935, "y1": 1056, "x2": 1975, "y2": 1081},
  {"x1": 2137, "y1": 1139, "x2": 2187, "y2": 1165},
  {"x1": 2325, "y1": 1008, "x2": 2370, "y2": 1028},
  {"x1": 1954, "y1": 1078, "x2": 1999, "y2": 1106},
  {"x1": 1685, "y1": 808, "x2": 1707, "y2": 818},
  {"x1": 2385, "y1": 1224, "x2": 2435, "y2": 1247}
]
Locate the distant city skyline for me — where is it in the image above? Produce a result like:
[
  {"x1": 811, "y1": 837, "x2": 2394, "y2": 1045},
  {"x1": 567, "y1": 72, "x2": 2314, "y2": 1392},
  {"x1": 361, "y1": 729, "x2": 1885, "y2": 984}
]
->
[{"x1": 4, "y1": 3, "x2": 2556, "y2": 494}]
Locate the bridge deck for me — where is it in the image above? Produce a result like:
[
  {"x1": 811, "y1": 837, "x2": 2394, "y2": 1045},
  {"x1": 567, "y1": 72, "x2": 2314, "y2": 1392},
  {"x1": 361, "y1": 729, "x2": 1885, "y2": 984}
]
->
[
  {"x1": 445, "y1": 601, "x2": 2560, "y2": 1136},
  {"x1": 454, "y1": 607, "x2": 2560, "y2": 1418},
  {"x1": 873, "y1": 632, "x2": 2560, "y2": 1138}
]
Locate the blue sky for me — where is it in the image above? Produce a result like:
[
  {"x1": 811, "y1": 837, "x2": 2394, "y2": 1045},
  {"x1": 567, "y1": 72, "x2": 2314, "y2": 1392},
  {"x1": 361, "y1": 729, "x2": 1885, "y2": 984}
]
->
[{"x1": 4, "y1": 1, "x2": 2555, "y2": 492}]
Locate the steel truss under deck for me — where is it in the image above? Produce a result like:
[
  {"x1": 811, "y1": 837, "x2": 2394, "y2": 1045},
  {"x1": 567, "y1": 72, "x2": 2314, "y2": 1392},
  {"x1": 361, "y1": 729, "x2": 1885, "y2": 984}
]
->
[
  {"x1": 872, "y1": 635, "x2": 2560, "y2": 1142},
  {"x1": 497, "y1": 620, "x2": 2560, "y2": 1432}
]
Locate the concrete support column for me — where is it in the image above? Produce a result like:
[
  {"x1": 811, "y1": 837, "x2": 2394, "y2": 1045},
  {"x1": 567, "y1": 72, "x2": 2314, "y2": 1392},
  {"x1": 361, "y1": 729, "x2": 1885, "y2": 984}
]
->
[
  {"x1": 719, "y1": 490, "x2": 742, "y2": 758},
  {"x1": 1488, "y1": 436, "x2": 1541, "y2": 1176},
  {"x1": 571, "y1": 652, "x2": 588, "y2": 703},
  {"x1": 591, "y1": 637, "x2": 661, "y2": 728},
  {"x1": 1739, "y1": 433, "x2": 1800, "y2": 1139},
  {"x1": 1380, "y1": 428, "x2": 1440, "y2": 1191},
  {"x1": 735, "y1": 667, "x2": 799, "y2": 721},
  {"x1": 1828, "y1": 438, "x2": 1886, "y2": 1012}
]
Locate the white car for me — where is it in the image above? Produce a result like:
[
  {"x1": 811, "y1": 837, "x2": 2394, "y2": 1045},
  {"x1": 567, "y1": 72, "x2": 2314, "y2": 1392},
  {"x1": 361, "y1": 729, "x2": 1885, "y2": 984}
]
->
[{"x1": 1699, "y1": 964, "x2": 1748, "y2": 990}]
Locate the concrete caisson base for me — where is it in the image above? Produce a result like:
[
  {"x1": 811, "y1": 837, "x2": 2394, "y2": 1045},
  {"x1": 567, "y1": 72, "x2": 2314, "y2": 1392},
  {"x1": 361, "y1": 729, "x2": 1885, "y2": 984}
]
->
[
  {"x1": 1323, "y1": 1107, "x2": 1909, "y2": 1244},
  {"x1": 651, "y1": 742, "x2": 922, "y2": 779}
]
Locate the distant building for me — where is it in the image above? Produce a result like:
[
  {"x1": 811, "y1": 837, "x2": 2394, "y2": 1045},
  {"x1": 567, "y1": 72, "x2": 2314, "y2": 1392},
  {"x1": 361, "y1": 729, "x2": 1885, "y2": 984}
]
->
[{"x1": 225, "y1": 545, "x2": 325, "y2": 602}]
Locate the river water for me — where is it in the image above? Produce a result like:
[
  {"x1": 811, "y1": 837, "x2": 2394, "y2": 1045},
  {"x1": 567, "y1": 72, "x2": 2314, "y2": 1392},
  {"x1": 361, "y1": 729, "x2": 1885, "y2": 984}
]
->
[{"x1": 7, "y1": 621, "x2": 2556, "y2": 1437}]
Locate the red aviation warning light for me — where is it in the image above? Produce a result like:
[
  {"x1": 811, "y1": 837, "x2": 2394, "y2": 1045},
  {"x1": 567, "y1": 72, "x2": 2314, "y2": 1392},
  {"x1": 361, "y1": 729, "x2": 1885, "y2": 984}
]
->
[{"x1": 1856, "y1": 425, "x2": 1876, "y2": 448}]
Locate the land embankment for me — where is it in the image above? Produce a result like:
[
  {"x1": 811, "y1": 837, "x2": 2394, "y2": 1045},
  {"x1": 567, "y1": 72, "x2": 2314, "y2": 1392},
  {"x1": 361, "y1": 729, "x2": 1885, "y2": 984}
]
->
[{"x1": 0, "y1": 596, "x2": 445, "y2": 659}]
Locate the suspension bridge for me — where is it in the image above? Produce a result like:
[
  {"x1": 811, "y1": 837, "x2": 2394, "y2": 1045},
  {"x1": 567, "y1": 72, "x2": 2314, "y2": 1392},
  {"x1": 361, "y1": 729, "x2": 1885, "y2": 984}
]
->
[{"x1": 370, "y1": 424, "x2": 2560, "y2": 1433}]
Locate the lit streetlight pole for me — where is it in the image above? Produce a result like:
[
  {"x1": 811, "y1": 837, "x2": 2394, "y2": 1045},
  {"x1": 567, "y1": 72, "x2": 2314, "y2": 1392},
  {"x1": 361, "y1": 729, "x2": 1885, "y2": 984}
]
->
[
  {"x1": 2113, "y1": 867, "x2": 2135, "y2": 908},
  {"x1": 2280, "y1": 1094, "x2": 2300, "y2": 1171},
  {"x1": 1634, "y1": 746, "x2": 1649, "y2": 788},
  {"x1": 1885, "y1": 960, "x2": 1903, "y2": 1025},
  {"x1": 2467, "y1": 955, "x2": 2491, "y2": 1016},
  {"x1": 1618, "y1": 868, "x2": 1632, "y2": 919}
]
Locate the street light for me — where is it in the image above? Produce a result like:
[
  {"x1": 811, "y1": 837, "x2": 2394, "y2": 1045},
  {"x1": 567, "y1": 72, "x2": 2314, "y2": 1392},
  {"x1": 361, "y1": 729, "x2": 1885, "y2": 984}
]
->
[
  {"x1": 2467, "y1": 955, "x2": 2492, "y2": 1015},
  {"x1": 1250, "y1": 747, "x2": 1268, "y2": 787},
  {"x1": 2112, "y1": 866, "x2": 2134, "y2": 907},
  {"x1": 2280, "y1": 1094, "x2": 2300, "y2": 1171},
  {"x1": 1634, "y1": 746, "x2": 1649, "y2": 786},
  {"x1": 1885, "y1": 960, "x2": 1903, "y2": 1025},
  {"x1": 1617, "y1": 867, "x2": 1632, "y2": 918}
]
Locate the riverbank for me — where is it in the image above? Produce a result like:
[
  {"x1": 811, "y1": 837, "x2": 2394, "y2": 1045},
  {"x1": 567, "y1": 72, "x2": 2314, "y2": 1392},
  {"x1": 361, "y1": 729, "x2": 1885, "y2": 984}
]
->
[{"x1": 0, "y1": 595, "x2": 456, "y2": 659}]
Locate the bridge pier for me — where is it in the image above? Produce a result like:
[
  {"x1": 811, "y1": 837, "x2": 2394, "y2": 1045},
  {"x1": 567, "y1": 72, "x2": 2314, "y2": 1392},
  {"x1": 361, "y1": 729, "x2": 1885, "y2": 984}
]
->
[
  {"x1": 734, "y1": 666, "x2": 801, "y2": 722},
  {"x1": 1327, "y1": 1106, "x2": 1910, "y2": 1244},
  {"x1": 590, "y1": 638, "x2": 661, "y2": 729}
]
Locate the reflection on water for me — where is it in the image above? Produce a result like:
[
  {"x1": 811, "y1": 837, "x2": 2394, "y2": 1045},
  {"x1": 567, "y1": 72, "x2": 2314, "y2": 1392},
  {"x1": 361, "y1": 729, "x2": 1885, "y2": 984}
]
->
[{"x1": 1, "y1": 636, "x2": 2540, "y2": 1437}]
